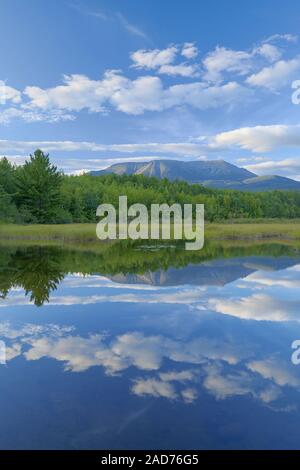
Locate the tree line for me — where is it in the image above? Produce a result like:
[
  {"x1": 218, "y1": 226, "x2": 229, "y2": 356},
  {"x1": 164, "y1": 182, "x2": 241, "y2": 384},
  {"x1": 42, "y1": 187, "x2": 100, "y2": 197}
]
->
[{"x1": 1, "y1": 149, "x2": 300, "y2": 224}]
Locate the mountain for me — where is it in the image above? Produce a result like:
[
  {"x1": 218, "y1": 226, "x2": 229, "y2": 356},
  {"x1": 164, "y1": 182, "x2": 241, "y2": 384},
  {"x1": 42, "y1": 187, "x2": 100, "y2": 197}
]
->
[{"x1": 90, "y1": 159, "x2": 300, "y2": 191}]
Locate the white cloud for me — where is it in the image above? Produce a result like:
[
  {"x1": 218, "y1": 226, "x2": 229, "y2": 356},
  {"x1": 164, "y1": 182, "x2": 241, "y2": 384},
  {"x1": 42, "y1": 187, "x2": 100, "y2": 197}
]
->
[
  {"x1": 0, "y1": 107, "x2": 75, "y2": 124},
  {"x1": 111, "y1": 75, "x2": 165, "y2": 114},
  {"x1": 130, "y1": 45, "x2": 199, "y2": 77},
  {"x1": 158, "y1": 63, "x2": 198, "y2": 77},
  {"x1": 1, "y1": 34, "x2": 299, "y2": 125},
  {"x1": 244, "y1": 158, "x2": 300, "y2": 178},
  {"x1": 264, "y1": 33, "x2": 298, "y2": 44},
  {"x1": 202, "y1": 36, "x2": 298, "y2": 84},
  {"x1": 166, "y1": 81, "x2": 252, "y2": 110},
  {"x1": 0, "y1": 139, "x2": 206, "y2": 157},
  {"x1": 0, "y1": 154, "x2": 27, "y2": 165},
  {"x1": 246, "y1": 57, "x2": 300, "y2": 90},
  {"x1": 181, "y1": 42, "x2": 198, "y2": 59},
  {"x1": 254, "y1": 43, "x2": 282, "y2": 62},
  {"x1": 24, "y1": 71, "x2": 127, "y2": 113},
  {"x1": 10, "y1": 71, "x2": 252, "y2": 118},
  {"x1": 212, "y1": 124, "x2": 300, "y2": 152},
  {"x1": 203, "y1": 46, "x2": 253, "y2": 83},
  {"x1": 0, "y1": 81, "x2": 22, "y2": 104},
  {"x1": 131, "y1": 46, "x2": 178, "y2": 69}
]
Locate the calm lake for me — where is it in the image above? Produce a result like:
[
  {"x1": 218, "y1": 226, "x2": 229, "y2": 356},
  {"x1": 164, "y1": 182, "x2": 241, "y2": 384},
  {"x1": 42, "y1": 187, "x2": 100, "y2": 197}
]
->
[{"x1": 1, "y1": 241, "x2": 300, "y2": 449}]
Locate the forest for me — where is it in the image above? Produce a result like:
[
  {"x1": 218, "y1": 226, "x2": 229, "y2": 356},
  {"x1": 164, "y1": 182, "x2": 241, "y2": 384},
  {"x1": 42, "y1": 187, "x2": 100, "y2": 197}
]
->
[{"x1": 1, "y1": 149, "x2": 300, "y2": 224}]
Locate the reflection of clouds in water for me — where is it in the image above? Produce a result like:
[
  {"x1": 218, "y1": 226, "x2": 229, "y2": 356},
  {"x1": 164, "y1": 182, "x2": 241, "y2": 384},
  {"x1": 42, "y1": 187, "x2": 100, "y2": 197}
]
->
[
  {"x1": 0, "y1": 321, "x2": 74, "y2": 339},
  {"x1": 2, "y1": 263, "x2": 300, "y2": 328},
  {"x1": 203, "y1": 363, "x2": 282, "y2": 403},
  {"x1": 0, "y1": 286, "x2": 208, "y2": 309},
  {"x1": 243, "y1": 265, "x2": 300, "y2": 289},
  {"x1": 0, "y1": 321, "x2": 299, "y2": 407},
  {"x1": 247, "y1": 358, "x2": 300, "y2": 387},
  {"x1": 209, "y1": 293, "x2": 300, "y2": 322},
  {"x1": 24, "y1": 331, "x2": 251, "y2": 375},
  {"x1": 132, "y1": 369, "x2": 199, "y2": 402}
]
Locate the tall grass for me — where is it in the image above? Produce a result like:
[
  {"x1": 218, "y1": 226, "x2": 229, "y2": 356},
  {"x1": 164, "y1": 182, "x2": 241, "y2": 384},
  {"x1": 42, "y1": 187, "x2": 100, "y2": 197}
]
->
[{"x1": 1, "y1": 221, "x2": 300, "y2": 245}]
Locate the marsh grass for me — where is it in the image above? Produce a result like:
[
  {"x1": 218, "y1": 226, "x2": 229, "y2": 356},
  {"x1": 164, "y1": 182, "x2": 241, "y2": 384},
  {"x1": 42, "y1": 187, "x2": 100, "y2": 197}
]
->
[{"x1": 1, "y1": 221, "x2": 300, "y2": 248}]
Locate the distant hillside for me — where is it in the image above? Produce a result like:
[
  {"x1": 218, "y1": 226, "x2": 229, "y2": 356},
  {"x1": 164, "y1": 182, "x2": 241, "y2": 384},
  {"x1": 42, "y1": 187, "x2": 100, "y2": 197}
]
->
[{"x1": 90, "y1": 159, "x2": 300, "y2": 192}]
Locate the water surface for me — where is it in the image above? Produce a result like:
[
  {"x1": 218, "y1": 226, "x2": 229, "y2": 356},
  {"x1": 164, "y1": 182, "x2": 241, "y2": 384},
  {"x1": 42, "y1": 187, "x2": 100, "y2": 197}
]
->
[{"x1": 1, "y1": 242, "x2": 300, "y2": 449}]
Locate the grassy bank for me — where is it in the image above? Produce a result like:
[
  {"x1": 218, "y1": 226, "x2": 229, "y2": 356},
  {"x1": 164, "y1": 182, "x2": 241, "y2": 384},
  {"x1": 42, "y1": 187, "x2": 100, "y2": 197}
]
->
[{"x1": 1, "y1": 221, "x2": 300, "y2": 246}]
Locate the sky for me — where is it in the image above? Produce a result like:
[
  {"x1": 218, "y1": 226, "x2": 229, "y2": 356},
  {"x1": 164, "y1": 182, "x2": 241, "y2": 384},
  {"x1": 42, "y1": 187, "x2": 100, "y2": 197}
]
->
[{"x1": 1, "y1": 0, "x2": 300, "y2": 178}]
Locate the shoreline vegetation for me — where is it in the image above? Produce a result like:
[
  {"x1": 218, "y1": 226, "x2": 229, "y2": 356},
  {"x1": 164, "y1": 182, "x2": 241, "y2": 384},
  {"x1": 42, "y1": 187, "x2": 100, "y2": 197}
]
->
[{"x1": 1, "y1": 221, "x2": 300, "y2": 247}]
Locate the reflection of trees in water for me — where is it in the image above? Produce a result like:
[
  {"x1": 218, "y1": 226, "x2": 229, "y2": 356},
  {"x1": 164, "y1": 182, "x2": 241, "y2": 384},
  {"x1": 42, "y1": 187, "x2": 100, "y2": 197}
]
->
[
  {"x1": 0, "y1": 241, "x2": 299, "y2": 306},
  {"x1": 0, "y1": 247, "x2": 64, "y2": 306}
]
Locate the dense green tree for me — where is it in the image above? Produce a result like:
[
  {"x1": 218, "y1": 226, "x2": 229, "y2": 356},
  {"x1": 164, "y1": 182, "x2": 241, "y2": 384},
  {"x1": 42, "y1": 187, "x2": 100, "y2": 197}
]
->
[
  {"x1": 1, "y1": 150, "x2": 300, "y2": 224},
  {"x1": 15, "y1": 150, "x2": 62, "y2": 223},
  {"x1": 0, "y1": 157, "x2": 16, "y2": 194}
]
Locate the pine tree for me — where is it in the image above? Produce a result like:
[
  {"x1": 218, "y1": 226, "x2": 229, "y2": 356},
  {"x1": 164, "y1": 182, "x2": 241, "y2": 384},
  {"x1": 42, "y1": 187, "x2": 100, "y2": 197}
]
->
[{"x1": 15, "y1": 149, "x2": 62, "y2": 223}]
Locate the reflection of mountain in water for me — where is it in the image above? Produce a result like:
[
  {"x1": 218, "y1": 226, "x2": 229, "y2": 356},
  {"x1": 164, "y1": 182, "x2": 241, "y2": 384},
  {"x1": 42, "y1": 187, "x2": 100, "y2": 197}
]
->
[
  {"x1": 1, "y1": 243, "x2": 300, "y2": 305},
  {"x1": 109, "y1": 256, "x2": 300, "y2": 287}
]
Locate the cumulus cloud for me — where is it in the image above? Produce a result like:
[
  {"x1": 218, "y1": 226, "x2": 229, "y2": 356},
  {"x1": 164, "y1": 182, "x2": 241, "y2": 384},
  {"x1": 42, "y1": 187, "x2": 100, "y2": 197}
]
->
[
  {"x1": 246, "y1": 57, "x2": 300, "y2": 90},
  {"x1": 202, "y1": 46, "x2": 253, "y2": 83},
  {"x1": 130, "y1": 45, "x2": 198, "y2": 77},
  {"x1": 254, "y1": 43, "x2": 282, "y2": 62},
  {"x1": 1, "y1": 33, "x2": 299, "y2": 124},
  {"x1": 0, "y1": 81, "x2": 22, "y2": 104},
  {"x1": 22, "y1": 71, "x2": 251, "y2": 116},
  {"x1": 131, "y1": 46, "x2": 178, "y2": 69},
  {"x1": 165, "y1": 81, "x2": 252, "y2": 110},
  {"x1": 181, "y1": 42, "x2": 198, "y2": 59},
  {"x1": 158, "y1": 63, "x2": 198, "y2": 77},
  {"x1": 202, "y1": 35, "x2": 298, "y2": 84},
  {"x1": 24, "y1": 71, "x2": 127, "y2": 113}
]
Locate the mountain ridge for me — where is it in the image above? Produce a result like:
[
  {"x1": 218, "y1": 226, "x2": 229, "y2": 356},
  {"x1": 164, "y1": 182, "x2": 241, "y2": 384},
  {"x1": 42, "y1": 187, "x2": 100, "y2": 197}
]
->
[{"x1": 90, "y1": 159, "x2": 300, "y2": 192}]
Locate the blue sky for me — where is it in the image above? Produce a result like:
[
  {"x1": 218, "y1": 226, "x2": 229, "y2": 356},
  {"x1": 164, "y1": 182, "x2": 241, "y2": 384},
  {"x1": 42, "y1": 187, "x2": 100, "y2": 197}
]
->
[{"x1": 1, "y1": 0, "x2": 300, "y2": 177}]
